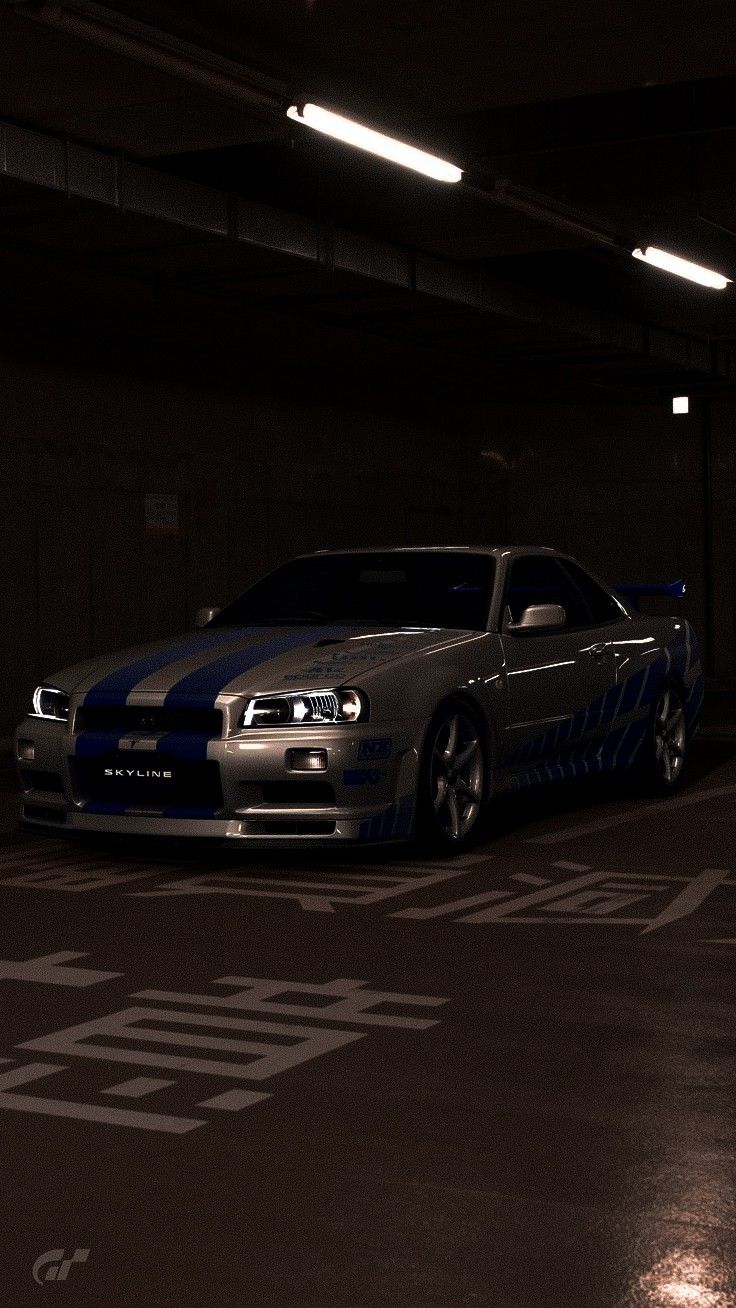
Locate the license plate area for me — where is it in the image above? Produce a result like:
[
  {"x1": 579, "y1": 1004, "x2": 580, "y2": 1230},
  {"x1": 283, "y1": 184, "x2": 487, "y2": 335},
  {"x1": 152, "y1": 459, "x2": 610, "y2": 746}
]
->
[
  {"x1": 71, "y1": 754, "x2": 223, "y2": 808},
  {"x1": 96, "y1": 759, "x2": 177, "y2": 801}
]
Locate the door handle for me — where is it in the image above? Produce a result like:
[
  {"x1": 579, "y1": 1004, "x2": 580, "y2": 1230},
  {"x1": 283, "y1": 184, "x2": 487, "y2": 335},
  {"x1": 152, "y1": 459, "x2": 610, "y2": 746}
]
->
[{"x1": 587, "y1": 643, "x2": 610, "y2": 659}]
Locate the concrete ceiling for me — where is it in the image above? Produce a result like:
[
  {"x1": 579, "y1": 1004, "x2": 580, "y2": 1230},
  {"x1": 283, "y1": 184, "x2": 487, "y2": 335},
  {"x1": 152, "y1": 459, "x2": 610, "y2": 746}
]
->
[{"x1": 1, "y1": 0, "x2": 736, "y2": 398}]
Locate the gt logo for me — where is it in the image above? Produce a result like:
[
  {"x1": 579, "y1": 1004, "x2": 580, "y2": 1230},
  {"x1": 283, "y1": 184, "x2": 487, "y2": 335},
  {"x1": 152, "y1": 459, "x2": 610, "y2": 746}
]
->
[
  {"x1": 357, "y1": 738, "x2": 392, "y2": 761},
  {"x1": 33, "y1": 1248, "x2": 90, "y2": 1284}
]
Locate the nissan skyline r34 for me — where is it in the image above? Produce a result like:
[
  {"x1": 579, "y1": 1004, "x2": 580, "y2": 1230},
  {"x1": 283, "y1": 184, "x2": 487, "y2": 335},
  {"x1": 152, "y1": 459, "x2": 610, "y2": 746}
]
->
[{"x1": 16, "y1": 547, "x2": 703, "y2": 850}]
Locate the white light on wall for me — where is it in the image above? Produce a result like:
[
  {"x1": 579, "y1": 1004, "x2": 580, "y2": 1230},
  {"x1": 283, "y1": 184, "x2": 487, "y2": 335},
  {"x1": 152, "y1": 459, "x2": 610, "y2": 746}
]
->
[
  {"x1": 672, "y1": 396, "x2": 689, "y2": 414},
  {"x1": 632, "y1": 245, "x2": 731, "y2": 290},
  {"x1": 286, "y1": 103, "x2": 463, "y2": 183}
]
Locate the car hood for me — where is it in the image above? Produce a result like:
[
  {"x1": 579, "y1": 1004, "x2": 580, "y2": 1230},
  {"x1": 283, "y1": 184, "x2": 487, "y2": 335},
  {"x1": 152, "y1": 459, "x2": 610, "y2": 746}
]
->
[{"x1": 53, "y1": 624, "x2": 479, "y2": 706}]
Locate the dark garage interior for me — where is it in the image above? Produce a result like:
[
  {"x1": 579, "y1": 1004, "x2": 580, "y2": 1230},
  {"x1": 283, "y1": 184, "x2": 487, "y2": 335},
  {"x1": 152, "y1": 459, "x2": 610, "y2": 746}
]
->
[{"x1": 0, "y1": 3, "x2": 735, "y2": 1305}]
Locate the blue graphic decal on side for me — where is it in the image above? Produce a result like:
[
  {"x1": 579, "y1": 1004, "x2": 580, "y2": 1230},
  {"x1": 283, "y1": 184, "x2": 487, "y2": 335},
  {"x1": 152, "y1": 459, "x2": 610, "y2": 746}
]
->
[
  {"x1": 358, "y1": 794, "x2": 414, "y2": 841},
  {"x1": 343, "y1": 769, "x2": 385, "y2": 786},
  {"x1": 507, "y1": 652, "x2": 668, "y2": 776},
  {"x1": 163, "y1": 626, "x2": 344, "y2": 711},
  {"x1": 617, "y1": 668, "x2": 647, "y2": 715},
  {"x1": 685, "y1": 674, "x2": 704, "y2": 731},
  {"x1": 357, "y1": 738, "x2": 392, "y2": 761}
]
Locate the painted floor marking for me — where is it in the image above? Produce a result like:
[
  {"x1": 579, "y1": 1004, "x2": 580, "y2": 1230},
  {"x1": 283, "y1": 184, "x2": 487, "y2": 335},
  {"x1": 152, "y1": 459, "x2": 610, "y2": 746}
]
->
[
  {"x1": 389, "y1": 853, "x2": 492, "y2": 871},
  {"x1": 130, "y1": 976, "x2": 446, "y2": 1029},
  {"x1": 199, "y1": 1088, "x2": 268, "y2": 1111},
  {"x1": 0, "y1": 866, "x2": 160, "y2": 891},
  {"x1": 525, "y1": 783, "x2": 736, "y2": 845},
  {"x1": 0, "y1": 1063, "x2": 204, "y2": 1134},
  {"x1": 101, "y1": 1076, "x2": 175, "y2": 1098},
  {"x1": 0, "y1": 846, "x2": 493, "y2": 898},
  {"x1": 131, "y1": 864, "x2": 477, "y2": 912},
  {"x1": 394, "y1": 890, "x2": 511, "y2": 920},
  {"x1": 0, "y1": 951, "x2": 121, "y2": 988},
  {"x1": 394, "y1": 864, "x2": 734, "y2": 931},
  {"x1": 640, "y1": 869, "x2": 731, "y2": 933},
  {"x1": 1, "y1": 972, "x2": 447, "y2": 1134}
]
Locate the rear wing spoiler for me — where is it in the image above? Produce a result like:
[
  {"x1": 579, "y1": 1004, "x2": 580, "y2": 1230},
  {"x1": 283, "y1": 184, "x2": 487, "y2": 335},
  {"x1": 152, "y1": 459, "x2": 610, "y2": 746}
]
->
[{"x1": 614, "y1": 579, "x2": 686, "y2": 611}]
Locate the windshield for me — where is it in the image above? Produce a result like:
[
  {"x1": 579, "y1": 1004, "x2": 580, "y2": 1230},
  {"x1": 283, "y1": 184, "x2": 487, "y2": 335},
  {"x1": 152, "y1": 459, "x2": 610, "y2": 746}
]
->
[{"x1": 211, "y1": 552, "x2": 496, "y2": 631}]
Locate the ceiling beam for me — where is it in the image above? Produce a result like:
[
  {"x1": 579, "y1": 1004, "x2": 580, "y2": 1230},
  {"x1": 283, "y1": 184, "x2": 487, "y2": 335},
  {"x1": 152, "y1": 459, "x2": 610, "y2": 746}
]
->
[{"x1": 0, "y1": 113, "x2": 730, "y2": 384}]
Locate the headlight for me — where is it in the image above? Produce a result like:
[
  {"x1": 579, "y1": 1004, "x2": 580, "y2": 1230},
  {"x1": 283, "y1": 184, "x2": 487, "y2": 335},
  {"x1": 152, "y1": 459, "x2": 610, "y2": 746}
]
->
[
  {"x1": 32, "y1": 686, "x2": 70, "y2": 721},
  {"x1": 240, "y1": 688, "x2": 368, "y2": 728}
]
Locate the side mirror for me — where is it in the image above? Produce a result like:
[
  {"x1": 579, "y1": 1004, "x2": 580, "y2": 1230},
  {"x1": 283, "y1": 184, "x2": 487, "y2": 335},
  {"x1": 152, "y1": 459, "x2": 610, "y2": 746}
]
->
[
  {"x1": 194, "y1": 606, "x2": 220, "y2": 629},
  {"x1": 507, "y1": 603, "x2": 567, "y2": 633}
]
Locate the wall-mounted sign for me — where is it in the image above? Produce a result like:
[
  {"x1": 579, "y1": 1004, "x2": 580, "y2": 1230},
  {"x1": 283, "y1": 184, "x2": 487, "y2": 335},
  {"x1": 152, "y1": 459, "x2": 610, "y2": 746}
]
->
[{"x1": 144, "y1": 493, "x2": 179, "y2": 535}]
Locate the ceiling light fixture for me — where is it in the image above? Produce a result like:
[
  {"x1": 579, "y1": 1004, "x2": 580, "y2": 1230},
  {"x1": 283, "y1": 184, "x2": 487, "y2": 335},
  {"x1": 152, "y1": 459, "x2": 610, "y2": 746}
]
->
[
  {"x1": 286, "y1": 103, "x2": 462, "y2": 183},
  {"x1": 632, "y1": 245, "x2": 731, "y2": 290}
]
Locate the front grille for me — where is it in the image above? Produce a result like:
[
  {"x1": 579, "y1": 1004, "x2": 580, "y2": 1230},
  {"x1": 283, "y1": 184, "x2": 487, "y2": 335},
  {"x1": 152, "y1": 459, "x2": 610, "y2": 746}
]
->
[
  {"x1": 74, "y1": 705, "x2": 223, "y2": 736},
  {"x1": 241, "y1": 820, "x2": 336, "y2": 836},
  {"x1": 72, "y1": 754, "x2": 223, "y2": 809}
]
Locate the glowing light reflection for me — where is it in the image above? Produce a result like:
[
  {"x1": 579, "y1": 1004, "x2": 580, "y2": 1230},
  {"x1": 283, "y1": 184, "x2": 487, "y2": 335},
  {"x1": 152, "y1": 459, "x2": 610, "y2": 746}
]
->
[{"x1": 638, "y1": 1252, "x2": 729, "y2": 1308}]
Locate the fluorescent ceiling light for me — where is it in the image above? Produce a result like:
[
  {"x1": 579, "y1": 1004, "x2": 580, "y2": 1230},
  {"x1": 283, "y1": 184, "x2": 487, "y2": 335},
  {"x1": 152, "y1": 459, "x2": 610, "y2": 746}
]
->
[
  {"x1": 286, "y1": 103, "x2": 462, "y2": 183},
  {"x1": 632, "y1": 245, "x2": 731, "y2": 290}
]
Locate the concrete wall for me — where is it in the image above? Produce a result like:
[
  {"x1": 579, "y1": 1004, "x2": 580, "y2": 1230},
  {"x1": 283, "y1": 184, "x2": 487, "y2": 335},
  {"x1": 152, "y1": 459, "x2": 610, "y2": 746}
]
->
[
  {"x1": 709, "y1": 398, "x2": 736, "y2": 684},
  {"x1": 0, "y1": 348, "x2": 725, "y2": 731}
]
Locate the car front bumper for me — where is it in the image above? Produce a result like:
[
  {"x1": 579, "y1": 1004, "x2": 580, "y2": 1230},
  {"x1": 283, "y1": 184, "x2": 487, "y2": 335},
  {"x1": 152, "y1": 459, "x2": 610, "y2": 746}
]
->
[{"x1": 14, "y1": 715, "x2": 421, "y2": 846}]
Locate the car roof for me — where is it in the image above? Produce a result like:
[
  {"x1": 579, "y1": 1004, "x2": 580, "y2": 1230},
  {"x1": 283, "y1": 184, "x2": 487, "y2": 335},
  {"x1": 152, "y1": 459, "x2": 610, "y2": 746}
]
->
[{"x1": 301, "y1": 546, "x2": 560, "y2": 559}]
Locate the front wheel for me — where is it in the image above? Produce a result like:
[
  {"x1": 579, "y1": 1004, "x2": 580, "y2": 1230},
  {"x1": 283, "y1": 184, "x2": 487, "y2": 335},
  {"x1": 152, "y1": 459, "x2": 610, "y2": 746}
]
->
[
  {"x1": 638, "y1": 683, "x2": 688, "y2": 794},
  {"x1": 417, "y1": 702, "x2": 486, "y2": 852}
]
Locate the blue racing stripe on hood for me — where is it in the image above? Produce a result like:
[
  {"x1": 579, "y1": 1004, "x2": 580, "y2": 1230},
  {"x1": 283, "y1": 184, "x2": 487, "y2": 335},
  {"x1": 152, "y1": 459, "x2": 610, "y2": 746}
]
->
[
  {"x1": 162, "y1": 626, "x2": 345, "y2": 710},
  {"x1": 83, "y1": 627, "x2": 269, "y2": 707},
  {"x1": 75, "y1": 730, "x2": 128, "y2": 758}
]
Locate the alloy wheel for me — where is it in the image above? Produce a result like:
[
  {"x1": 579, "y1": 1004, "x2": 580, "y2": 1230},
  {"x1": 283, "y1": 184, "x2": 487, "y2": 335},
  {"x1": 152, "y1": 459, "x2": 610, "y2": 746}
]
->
[
  {"x1": 429, "y1": 711, "x2": 484, "y2": 841},
  {"x1": 653, "y1": 689, "x2": 686, "y2": 785}
]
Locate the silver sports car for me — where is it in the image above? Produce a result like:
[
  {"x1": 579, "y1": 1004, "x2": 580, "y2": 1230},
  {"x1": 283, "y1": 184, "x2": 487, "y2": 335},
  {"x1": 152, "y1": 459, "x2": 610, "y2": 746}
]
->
[{"x1": 16, "y1": 546, "x2": 703, "y2": 849}]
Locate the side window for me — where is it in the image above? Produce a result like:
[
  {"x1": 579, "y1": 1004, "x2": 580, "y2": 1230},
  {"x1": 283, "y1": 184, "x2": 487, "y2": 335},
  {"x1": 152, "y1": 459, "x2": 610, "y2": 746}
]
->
[
  {"x1": 503, "y1": 556, "x2": 590, "y2": 629},
  {"x1": 561, "y1": 560, "x2": 628, "y2": 626}
]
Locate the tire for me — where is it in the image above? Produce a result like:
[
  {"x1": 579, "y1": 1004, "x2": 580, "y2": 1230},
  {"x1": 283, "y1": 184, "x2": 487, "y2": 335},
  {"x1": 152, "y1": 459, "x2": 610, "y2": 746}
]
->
[
  {"x1": 637, "y1": 681, "x2": 688, "y2": 795},
  {"x1": 416, "y1": 699, "x2": 486, "y2": 853}
]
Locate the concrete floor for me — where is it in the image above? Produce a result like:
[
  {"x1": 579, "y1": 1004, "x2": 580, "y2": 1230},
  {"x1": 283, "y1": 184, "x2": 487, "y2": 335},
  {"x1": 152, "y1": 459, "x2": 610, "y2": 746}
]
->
[{"x1": 0, "y1": 742, "x2": 734, "y2": 1307}]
